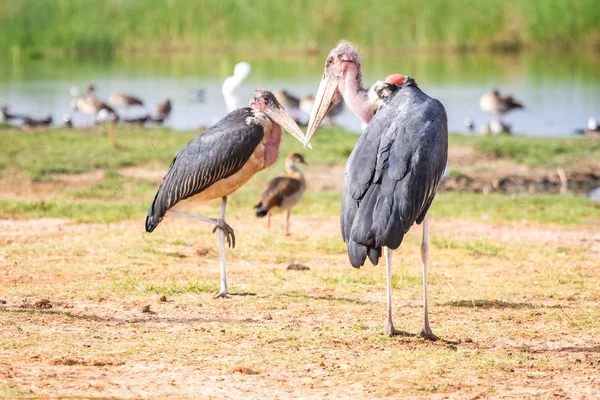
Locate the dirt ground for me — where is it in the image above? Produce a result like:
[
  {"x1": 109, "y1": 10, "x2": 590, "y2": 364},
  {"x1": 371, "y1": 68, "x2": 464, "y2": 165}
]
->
[{"x1": 1, "y1": 213, "x2": 599, "y2": 399}]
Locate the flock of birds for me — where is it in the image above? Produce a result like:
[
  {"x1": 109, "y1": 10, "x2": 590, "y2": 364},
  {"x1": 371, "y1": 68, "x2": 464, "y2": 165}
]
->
[
  {"x1": 2, "y1": 61, "x2": 598, "y2": 138},
  {"x1": 145, "y1": 41, "x2": 455, "y2": 341},
  {"x1": 1, "y1": 85, "x2": 172, "y2": 129}
]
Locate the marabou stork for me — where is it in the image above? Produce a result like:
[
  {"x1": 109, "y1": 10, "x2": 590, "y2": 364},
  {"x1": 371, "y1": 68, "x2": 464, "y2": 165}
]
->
[
  {"x1": 304, "y1": 42, "x2": 451, "y2": 341},
  {"x1": 222, "y1": 62, "x2": 252, "y2": 112},
  {"x1": 146, "y1": 90, "x2": 309, "y2": 298},
  {"x1": 255, "y1": 152, "x2": 308, "y2": 235},
  {"x1": 479, "y1": 90, "x2": 524, "y2": 122}
]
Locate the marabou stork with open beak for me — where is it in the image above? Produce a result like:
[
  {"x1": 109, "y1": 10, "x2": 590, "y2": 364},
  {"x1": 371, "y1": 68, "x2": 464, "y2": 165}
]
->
[
  {"x1": 305, "y1": 42, "x2": 453, "y2": 342},
  {"x1": 146, "y1": 90, "x2": 309, "y2": 298}
]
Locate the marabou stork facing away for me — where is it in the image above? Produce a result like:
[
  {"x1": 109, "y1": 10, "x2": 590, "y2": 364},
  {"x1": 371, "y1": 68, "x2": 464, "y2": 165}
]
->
[
  {"x1": 222, "y1": 62, "x2": 252, "y2": 112},
  {"x1": 305, "y1": 42, "x2": 452, "y2": 341},
  {"x1": 479, "y1": 90, "x2": 524, "y2": 122},
  {"x1": 255, "y1": 152, "x2": 308, "y2": 235},
  {"x1": 146, "y1": 90, "x2": 309, "y2": 298}
]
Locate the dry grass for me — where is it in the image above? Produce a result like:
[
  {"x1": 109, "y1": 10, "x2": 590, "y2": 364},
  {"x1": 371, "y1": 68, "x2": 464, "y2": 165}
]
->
[{"x1": 1, "y1": 213, "x2": 599, "y2": 398}]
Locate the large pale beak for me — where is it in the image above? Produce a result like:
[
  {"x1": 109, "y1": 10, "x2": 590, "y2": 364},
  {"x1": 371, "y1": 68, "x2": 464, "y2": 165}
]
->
[
  {"x1": 304, "y1": 73, "x2": 341, "y2": 148},
  {"x1": 265, "y1": 105, "x2": 313, "y2": 149}
]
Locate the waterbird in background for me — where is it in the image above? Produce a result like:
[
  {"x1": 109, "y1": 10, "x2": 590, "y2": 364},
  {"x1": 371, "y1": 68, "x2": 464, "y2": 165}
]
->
[
  {"x1": 188, "y1": 88, "x2": 206, "y2": 103},
  {"x1": 300, "y1": 94, "x2": 344, "y2": 126},
  {"x1": 464, "y1": 118, "x2": 475, "y2": 133},
  {"x1": 63, "y1": 114, "x2": 73, "y2": 129},
  {"x1": 108, "y1": 92, "x2": 145, "y2": 117},
  {"x1": 482, "y1": 119, "x2": 512, "y2": 135},
  {"x1": 153, "y1": 98, "x2": 172, "y2": 124},
  {"x1": 145, "y1": 90, "x2": 309, "y2": 298},
  {"x1": 255, "y1": 153, "x2": 308, "y2": 235},
  {"x1": 305, "y1": 42, "x2": 452, "y2": 341},
  {"x1": 575, "y1": 117, "x2": 600, "y2": 139},
  {"x1": 222, "y1": 62, "x2": 252, "y2": 112},
  {"x1": 22, "y1": 114, "x2": 52, "y2": 128},
  {"x1": 1, "y1": 106, "x2": 27, "y2": 122},
  {"x1": 274, "y1": 90, "x2": 302, "y2": 121},
  {"x1": 73, "y1": 85, "x2": 119, "y2": 125},
  {"x1": 480, "y1": 90, "x2": 524, "y2": 122},
  {"x1": 274, "y1": 90, "x2": 301, "y2": 112}
]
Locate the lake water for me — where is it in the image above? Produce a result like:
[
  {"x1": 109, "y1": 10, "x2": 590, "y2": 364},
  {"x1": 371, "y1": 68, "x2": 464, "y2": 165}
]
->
[{"x1": 1, "y1": 52, "x2": 599, "y2": 136}]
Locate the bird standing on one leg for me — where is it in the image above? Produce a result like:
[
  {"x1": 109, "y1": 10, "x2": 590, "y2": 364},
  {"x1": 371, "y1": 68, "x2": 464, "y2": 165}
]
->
[
  {"x1": 255, "y1": 152, "x2": 308, "y2": 235},
  {"x1": 305, "y1": 41, "x2": 452, "y2": 341},
  {"x1": 146, "y1": 90, "x2": 309, "y2": 298}
]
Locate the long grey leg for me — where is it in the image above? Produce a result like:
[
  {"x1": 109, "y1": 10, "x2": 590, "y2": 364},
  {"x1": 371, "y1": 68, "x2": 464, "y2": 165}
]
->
[
  {"x1": 418, "y1": 215, "x2": 435, "y2": 338},
  {"x1": 383, "y1": 247, "x2": 413, "y2": 337},
  {"x1": 166, "y1": 197, "x2": 237, "y2": 299},
  {"x1": 383, "y1": 246, "x2": 395, "y2": 336},
  {"x1": 216, "y1": 197, "x2": 228, "y2": 298}
]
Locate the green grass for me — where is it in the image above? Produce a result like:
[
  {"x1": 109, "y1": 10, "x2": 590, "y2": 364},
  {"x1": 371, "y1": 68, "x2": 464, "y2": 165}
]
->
[
  {"x1": 1, "y1": 0, "x2": 599, "y2": 60},
  {"x1": 0, "y1": 126, "x2": 599, "y2": 225},
  {"x1": 1, "y1": 128, "x2": 597, "y2": 183},
  {"x1": 0, "y1": 128, "x2": 197, "y2": 181},
  {"x1": 432, "y1": 192, "x2": 600, "y2": 225},
  {"x1": 0, "y1": 191, "x2": 598, "y2": 226},
  {"x1": 449, "y1": 134, "x2": 600, "y2": 167},
  {"x1": 0, "y1": 126, "x2": 356, "y2": 181},
  {"x1": 0, "y1": 199, "x2": 145, "y2": 223}
]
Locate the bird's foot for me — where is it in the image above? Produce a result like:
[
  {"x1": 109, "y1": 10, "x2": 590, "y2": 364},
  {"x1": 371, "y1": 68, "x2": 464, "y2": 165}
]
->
[
  {"x1": 384, "y1": 321, "x2": 414, "y2": 338},
  {"x1": 212, "y1": 219, "x2": 236, "y2": 248},
  {"x1": 213, "y1": 291, "x2": 256, "y2": 299},
  {"x1": 417, "y1": 326, "x2": 461, "y2": 344}
]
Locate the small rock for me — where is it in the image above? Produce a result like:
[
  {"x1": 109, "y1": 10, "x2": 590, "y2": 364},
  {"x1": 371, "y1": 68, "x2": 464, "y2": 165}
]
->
[
  {"x1": 195, "y1": 246, "x2": 211, "y2": 256},
  {"x1": 230, "y1": 366, "x2": 259, "y2": 375},
  {"x1": 287, "y1": 264, "x2": 310, "y2": 271},
  {"x1": 34, "y1": 299, "x2": 52, "y2": 309},
  {"x1": 264, "y1": 314, "x2": 273, "y2": 320},
  {"x1": 141, "y1": 305, "x2": 152, "y2": 313},
  {"x1": 0, "y1": 299, "x2": 6, "y2": 305},
  {"x1": 464, "y1": 337, "x2": 473, "y2": 343},
  {"x1": 158, "y1": 295, "x2": 167, "y2": 303}
]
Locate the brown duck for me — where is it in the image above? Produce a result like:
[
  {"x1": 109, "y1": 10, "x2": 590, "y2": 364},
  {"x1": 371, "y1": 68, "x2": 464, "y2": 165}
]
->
[{"x1": 255, "y1": 153, "x2": 307, "y2": 235}]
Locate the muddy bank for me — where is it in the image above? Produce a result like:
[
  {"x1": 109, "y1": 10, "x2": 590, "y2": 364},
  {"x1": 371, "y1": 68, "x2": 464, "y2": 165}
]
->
[{"x1": 442, "y1": 170, "x2": 600, "y2": 194}]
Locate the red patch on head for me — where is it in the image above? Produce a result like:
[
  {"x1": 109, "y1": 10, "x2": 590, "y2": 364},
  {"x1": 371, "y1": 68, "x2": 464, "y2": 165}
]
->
[{"x1": 385, "y1": 74, "x2": 406, "y2": 86}]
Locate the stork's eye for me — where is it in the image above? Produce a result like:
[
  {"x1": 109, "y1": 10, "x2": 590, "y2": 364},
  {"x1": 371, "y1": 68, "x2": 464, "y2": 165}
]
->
[{"x1": 326, "y1": 56, "x2": 333, "y2": 65}]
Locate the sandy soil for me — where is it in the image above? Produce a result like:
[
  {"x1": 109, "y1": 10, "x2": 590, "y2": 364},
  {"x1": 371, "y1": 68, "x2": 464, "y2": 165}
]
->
[{"x1": 1, "y1": 214, "x2": 599, "y2": 399}]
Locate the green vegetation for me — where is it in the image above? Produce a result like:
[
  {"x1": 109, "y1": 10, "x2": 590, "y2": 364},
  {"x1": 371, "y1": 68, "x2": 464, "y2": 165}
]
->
[
  {"x1": 0, "y1": 126, "x2": 598, "y2": 225},
  {"x1": 0, "y1": 128, "x2": 197, "y2": 181},
  {"x1": 450, "y1": 134, "x2": 600, "y2": 167},
  {"x1": 1, "y1": 0, "x2": 599, "y2": 60},
  {"x1": 2, "y1": 128, "x2": 597, "y2": 182},
  {"x1": 2, "y1": 191, "x2": 596, "y2": 226}
]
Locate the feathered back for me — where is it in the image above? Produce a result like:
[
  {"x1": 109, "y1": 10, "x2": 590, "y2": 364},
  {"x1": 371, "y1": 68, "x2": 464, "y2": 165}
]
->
[
  {"x1": 341, "y1": 79, "x2": 448, "y2": 267},
  {"x1": 146, "y1": 108, "x2": 264, "y2": 232}
]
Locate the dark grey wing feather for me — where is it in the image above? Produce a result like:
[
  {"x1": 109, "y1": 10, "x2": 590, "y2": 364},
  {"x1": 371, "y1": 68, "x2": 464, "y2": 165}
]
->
[
  {"x1": 341, "y1": 82, "x2": 448, "y2": 268},
  {"x1": 146, "y1": 108, "x2": 264, "y2": 232}
]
